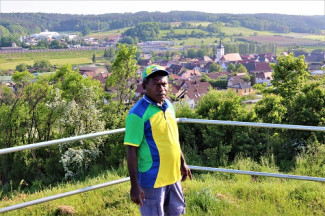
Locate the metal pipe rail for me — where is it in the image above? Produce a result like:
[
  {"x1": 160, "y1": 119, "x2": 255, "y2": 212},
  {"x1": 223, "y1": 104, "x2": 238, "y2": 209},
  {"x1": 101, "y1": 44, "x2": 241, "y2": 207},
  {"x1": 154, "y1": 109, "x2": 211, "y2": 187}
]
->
[
  {"x1": 1, "y1": 118, "x2": 324, "y2": 155},
  {"x1": 188, "y1": 166, "x2": 325, "y2": 182},
  {"x1": 0, "y1": 177, "x2": 130, "y2": 213},
  {"x1": 0, "y1": 128, "x2": 125, "y2": 155},
  {"x1": 1, "y1": 118, "x2": 325, "y2": 213},
  {"x1": 177, "y1": 118, "x2": 325, "y2": 132}
]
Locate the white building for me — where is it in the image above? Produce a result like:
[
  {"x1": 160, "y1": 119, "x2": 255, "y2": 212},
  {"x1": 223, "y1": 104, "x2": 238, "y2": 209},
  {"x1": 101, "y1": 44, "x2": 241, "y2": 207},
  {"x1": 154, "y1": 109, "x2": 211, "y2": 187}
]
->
[{"x1": 31, "y1": 30, "x2": 60, "y2": 40}]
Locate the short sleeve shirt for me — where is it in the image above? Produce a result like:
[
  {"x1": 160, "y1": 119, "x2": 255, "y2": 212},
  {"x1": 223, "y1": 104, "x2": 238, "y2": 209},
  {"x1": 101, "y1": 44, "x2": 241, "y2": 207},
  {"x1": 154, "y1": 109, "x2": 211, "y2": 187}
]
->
[{"x1": 124, "y1": 94, "x2": 181, "y2": 188}]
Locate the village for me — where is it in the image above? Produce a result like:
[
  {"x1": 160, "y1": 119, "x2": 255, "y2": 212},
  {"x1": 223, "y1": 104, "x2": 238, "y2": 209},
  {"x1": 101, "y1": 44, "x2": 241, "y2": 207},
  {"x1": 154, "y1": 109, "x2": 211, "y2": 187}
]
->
[
  {"x1": 1, "y1": 36, "x2": 325, "y2": 109},
  {"x1": 78, "y1": 40, "x2": 325, "y2": 108}
]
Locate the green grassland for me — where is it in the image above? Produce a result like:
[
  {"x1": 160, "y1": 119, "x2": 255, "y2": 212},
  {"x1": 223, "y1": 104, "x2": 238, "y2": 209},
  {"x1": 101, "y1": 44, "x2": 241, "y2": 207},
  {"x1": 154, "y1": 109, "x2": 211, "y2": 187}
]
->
[
  {"x1": 1, "y1": 164, "x2": 324, "y2": 216},
  {"x1": 188, "y1": 21, "x2": 212, "y2": 27},
  {"x1": 0, "y1": 50, "x2": 106, "y2": 71},
  {"x1": 87, "y1": 28, "x2": 129, "y2": 38},
  {"x1": 303, "y1": 35, "x2": 325, "y2": 41},
  {"x1": 221, "y1": 26, "x2": 274, "y2": 37}
]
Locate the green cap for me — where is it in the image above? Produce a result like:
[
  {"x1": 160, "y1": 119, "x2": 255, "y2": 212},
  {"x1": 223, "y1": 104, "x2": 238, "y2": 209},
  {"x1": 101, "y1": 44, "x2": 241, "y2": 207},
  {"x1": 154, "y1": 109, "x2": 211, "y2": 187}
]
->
[{"x1": 142, "y1": 65, "x2": 169, "y2": 79}]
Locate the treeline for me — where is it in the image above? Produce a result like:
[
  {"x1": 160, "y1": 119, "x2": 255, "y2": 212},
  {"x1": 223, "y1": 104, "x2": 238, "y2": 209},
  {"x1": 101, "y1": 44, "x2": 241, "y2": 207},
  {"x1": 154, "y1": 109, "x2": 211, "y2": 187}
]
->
[{"x1": 0, "y1": 11, "x2": 324, "y2": 38}]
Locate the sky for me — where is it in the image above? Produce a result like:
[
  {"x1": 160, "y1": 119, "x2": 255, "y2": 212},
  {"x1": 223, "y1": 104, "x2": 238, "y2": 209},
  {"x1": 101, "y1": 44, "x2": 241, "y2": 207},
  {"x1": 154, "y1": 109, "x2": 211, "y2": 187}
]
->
[{"x1": 0, "y1": 1, "x2": 324, "y2": 16}]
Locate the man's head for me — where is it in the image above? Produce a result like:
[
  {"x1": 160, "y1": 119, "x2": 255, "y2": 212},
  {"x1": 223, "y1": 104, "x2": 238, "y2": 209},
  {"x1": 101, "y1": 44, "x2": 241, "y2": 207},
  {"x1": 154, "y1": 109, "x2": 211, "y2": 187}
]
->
[{"x1": 142, "y1": 65, "x2": 169, "y2": 106}]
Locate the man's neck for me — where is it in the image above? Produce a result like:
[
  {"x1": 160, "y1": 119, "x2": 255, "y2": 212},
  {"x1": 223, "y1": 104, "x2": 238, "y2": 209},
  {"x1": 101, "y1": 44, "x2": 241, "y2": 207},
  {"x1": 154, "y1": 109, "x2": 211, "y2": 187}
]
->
[{"x1": 144, "y1": 94, "x2": 164, "y2": 106}]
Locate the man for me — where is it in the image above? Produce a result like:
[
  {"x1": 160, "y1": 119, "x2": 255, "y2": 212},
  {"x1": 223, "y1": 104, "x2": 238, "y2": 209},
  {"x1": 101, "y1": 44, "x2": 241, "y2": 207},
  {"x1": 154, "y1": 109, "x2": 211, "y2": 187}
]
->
[{"x1": 124, "y1": 65, "x2": 192, "y2": 216}]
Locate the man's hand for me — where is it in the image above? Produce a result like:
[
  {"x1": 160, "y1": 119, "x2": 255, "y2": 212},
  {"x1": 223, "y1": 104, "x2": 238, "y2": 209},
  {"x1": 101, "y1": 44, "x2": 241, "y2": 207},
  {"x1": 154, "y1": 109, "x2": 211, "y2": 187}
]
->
[
  {"x1": 180, "y1": 162, "x2": 192, "y2": 182},
  {"x1": 130, "y1": 185, "x2": 145, "y2": 206}
]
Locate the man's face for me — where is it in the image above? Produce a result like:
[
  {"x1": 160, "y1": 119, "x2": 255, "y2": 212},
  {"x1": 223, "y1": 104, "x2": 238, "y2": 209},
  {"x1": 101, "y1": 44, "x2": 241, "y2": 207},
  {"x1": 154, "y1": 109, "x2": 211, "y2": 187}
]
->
[{"x1": 144, "y1": 75, "x2": 169, "y2": 106}]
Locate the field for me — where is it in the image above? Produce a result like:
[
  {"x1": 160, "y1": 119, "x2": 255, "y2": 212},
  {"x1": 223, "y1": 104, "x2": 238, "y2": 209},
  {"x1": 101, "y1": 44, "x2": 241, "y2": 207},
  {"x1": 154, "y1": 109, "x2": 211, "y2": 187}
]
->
[
  {"x1": 0, "y1": 50, "x2": 106, "y2": 71},
  {"x1": 1, "y1": 164, "x2": 324, "y2": 216},
  {"x1": 221, "y1": 26, "x2": 273, "y2": 37},
  {"x1": 243, "y1": 35, "x2": 325, "y2": 46},
  {"x1": 87, "y1": 28, "x2": 129, "y2": 40}
]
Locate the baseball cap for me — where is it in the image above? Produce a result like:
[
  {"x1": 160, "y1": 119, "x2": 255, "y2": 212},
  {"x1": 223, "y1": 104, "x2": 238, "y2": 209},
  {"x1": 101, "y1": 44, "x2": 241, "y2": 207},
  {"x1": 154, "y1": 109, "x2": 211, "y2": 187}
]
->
[{"x1": 142, "y1": 65, "x2": 169, "y2": 79}]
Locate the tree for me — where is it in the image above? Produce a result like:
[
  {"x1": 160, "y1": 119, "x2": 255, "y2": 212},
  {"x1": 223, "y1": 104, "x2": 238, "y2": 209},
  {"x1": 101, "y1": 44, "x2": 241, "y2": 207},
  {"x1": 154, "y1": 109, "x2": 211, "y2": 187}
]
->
[
  {"x1": 119, "y1": 36, "x2": 134, "y2": 45},
  {"x1": 81, "y1": 25, "x2": 90, "y2": 36},
  {"x1": 270, "y1": 53, "x2": 309, "y2": 98},
  {"x1": 37, "y1": 40, "x2": 49, "y2": 49},
  {"x1": 209, "y1": 63, "x2": 222, "y2": 72},
  {"x1": 16, "y1": 63, "x2": 29, "y2": 72},
  {"x1": 187, "y1": 49, "x2": 196, "y2": 58},
  {"x1": 33, "y1": 60, "x2": 52, "y2": 72},
  {"x1": 49, "y1": 40, "x2": 67, "y2": 49},
  {"x1": 108, "y1": 47, "x2": 116, "y2": 58},
  {"x1": 106, "y1": 43, "x2": 138, "y2": 112},
  {"x1": 250, "y1": 73, "x2": 256, "y2": 86},
  {"x1": 235, "y1": 63, "x2": 248, "y2": 73},
  {"x1": 92, "y1": 53, "x2": 96, "y2": 63},
  {"x1": 227, "y1": 63, "x2": 236, "y2": 72}
]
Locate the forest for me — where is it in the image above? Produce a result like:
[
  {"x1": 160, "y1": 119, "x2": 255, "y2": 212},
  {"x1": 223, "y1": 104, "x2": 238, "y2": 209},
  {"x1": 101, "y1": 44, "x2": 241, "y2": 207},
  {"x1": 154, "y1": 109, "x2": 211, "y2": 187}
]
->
[{"x1": 0, "y1": 11, "x2": 324, "y2": 37}]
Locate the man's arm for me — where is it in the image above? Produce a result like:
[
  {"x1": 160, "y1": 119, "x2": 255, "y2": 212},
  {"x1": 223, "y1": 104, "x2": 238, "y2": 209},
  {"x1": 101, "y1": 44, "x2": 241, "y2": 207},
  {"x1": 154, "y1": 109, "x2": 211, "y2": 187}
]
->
[
  {"x1": 180, "y1": 150, "x2": 192, "y2": 182},
  {"x1": 127, "y1": 145, "x2": 145, "y2": 206}
]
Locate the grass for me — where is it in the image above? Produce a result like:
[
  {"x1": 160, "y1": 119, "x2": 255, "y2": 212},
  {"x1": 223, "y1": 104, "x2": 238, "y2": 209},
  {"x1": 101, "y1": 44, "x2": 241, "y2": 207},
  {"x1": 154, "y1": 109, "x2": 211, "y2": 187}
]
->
[
  {"x1": 0, "y1": 50, "x2": 106, "y2": 70},
  {"x1": 1, "y1": 162, "x2": 325, "y2": 216},
  {"x1": 303, "y1": 35, "x2": 325, "y2": 41},
  {"x1": 221, "y1": 26, "x2": 273, "y2": 37},
  {"x1": 88, "y1": 28, "x2": 129, "y2": 36}
]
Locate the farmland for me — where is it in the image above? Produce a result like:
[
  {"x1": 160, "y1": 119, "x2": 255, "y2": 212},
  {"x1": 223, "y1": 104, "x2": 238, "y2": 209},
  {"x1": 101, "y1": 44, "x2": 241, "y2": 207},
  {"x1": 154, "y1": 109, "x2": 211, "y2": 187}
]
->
[
  {"x1": 243, "y1": 35, "x2": 325, "y2": 46},
  {"x1": 0, "y1": 50, "x2": 105, "y2": 71}
]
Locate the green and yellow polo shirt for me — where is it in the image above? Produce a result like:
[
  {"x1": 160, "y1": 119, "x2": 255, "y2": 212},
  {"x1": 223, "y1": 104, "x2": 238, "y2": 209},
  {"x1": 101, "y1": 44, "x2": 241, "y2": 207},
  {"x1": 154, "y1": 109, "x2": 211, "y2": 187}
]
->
[{"x1": 124, "y1": 94, "x2": 181, "y2": 188}]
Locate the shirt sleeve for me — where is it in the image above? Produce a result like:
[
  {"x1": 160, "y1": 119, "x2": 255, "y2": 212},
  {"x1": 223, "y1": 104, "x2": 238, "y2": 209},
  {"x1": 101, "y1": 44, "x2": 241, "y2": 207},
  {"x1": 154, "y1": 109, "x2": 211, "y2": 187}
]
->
[{"x1": 124, "y1": 113, "x2": 144, "y2": 147}]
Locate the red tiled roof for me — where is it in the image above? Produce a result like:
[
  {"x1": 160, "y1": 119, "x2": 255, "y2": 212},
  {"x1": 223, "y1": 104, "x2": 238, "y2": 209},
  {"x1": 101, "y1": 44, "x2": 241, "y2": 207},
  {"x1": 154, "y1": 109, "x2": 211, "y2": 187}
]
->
[
  {"x1": 255, "y1": 62, "x2": 272, "y2": 72},
  {"x1": 181, "y1": 69, "x2": 201, "y2": 79},
  {"x1": 222, "y1": 53, "x2": 242, "y2": 62},
  {"x1": 183, "y1": 80, "x2": 211, "y2": 101},
  {"x1": 206, "y1": 72, "x2": 230, "y2": 79}
]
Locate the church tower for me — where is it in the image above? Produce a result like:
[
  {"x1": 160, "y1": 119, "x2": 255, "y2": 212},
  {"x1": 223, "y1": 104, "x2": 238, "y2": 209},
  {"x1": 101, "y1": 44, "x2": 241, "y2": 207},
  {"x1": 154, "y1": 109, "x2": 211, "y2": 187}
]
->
[{"x1": 216, "y1": 40, "x2": 224, "y2": 63}]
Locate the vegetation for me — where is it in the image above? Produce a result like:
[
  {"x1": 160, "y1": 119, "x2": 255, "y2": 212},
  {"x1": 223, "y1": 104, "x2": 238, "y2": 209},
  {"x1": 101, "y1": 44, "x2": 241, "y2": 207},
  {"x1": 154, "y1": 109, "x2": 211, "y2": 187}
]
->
[
  {"x1": 1, "y1": 157, "x2": 325, "y2": 215},
  {"x1": 0, "y1": 45, "x2": 324, "y2": 215},
  {"x1": 0, "y1": 12, "x2": 324, "y2": 36},
  {"x1": 0, "y1": 50, "x2": 106, "y2": 70}
]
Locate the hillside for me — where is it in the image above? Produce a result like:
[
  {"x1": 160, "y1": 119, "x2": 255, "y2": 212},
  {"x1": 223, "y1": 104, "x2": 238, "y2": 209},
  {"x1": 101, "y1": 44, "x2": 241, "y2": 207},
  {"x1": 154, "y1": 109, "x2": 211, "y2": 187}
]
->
[
  {"x1": 0, "y1": 12, "x2": 324, "y2": 37},
  {"x1": 1, "y1": 160, "x2": 325, "y2": 215}
]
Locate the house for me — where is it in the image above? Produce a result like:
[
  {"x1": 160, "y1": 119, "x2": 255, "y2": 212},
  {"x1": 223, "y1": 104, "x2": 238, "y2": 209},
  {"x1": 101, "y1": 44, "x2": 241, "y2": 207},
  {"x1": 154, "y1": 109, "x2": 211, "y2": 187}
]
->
[
  {"x1": 256, "y1": 54, "x2": 270, "y2": 63},
  {"x1": 171, "y1": 74, "x2": 181, "y2": 80},
  {"x1": 180, "y1": 69, "x2": 201, "y2": 79},
  {"x1": 256, "y1": 71, "x2": 273, "y2": 85},
  {"x1": 228, "y1": 83, "x2": 255, "y2": 96},
  {"x1": 203, "y1": 56, "x2": 213, "y2": 63},
  {"x1": 219, "y1": 53, "x2": 242, "y2": 63},
  {"x1": 206, "y1": 72, "x2": 230, "y2": 80},
  {"x1": 180, "y1": 79, "x2": 211, "y2": 103},
  {"x1": 93, "y1": 73, "x2": 109, "y2": 90},
  {"x1": 78, "y1": 66, "x2": 107, "y2": 77},
  {"x1": 241, "y1": 62, "x2": 272, "y2": 74},
  {"x1": 167, "y1": 64, "x2": 184, "y2": 75},
  {"x1": 138, "y1": 59, "x2": 151, "y2": 67},
  {"x1": 305, "y1": 52, "x2": 325, "y2": 63},
  {"x1": 227, "y1": 75, "x2": 250, "y2": 87}
]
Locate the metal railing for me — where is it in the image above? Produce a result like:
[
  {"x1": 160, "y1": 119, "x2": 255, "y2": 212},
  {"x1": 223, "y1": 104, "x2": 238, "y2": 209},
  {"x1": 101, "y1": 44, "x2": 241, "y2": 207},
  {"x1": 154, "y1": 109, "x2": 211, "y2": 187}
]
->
[{"x1": 1, "y1": 118, "x2": 325, "y2": 213}]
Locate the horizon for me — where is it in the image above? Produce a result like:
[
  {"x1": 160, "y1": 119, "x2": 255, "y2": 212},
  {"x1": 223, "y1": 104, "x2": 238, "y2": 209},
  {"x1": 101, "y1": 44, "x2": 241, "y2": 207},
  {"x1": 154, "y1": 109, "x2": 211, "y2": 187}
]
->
[{"x1": 1, "y1": 1, "x2": 324, "y2": 16}]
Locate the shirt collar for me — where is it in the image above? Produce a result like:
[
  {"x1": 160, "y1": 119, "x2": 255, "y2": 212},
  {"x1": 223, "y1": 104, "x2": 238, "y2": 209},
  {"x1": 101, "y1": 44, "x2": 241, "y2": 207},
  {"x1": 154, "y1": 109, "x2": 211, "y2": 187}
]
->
[{"x1": 143, "y1": 94, "x2": 168, "y2": 110}]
